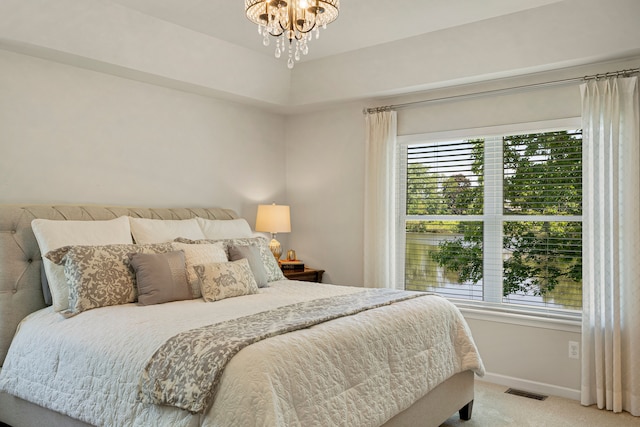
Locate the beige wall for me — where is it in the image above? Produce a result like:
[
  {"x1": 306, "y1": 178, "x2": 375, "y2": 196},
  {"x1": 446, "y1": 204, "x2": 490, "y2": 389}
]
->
[
  {"x1": 0, "y1": 49, "x2": 287, "y2": 222},
  {"x1": 285, "y1": 104, "x2": 366, "y2": 286},
  {"x1": 465, "y1": 316, "x2": 581, "y2": 397}
]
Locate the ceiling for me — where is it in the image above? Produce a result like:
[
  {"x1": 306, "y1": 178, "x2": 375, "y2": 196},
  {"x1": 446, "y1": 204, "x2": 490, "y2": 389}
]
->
[
  {"x1": 106, "y1": 0, "x2": 563, "y2": 61},
  {"x1": 3, "y1": 0, "x2": 638, "y2": 111}
]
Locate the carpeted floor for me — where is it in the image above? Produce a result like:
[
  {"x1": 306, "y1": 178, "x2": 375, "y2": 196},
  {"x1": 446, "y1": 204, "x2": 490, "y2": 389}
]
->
[{"x1": 440, "y1": 381, "x2": 638, "y2": 427}]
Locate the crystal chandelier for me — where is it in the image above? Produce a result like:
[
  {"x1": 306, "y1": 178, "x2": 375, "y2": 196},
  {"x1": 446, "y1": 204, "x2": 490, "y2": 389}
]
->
[{"x1": 245, "y1": 0, "x2": 340, "y2": 69}]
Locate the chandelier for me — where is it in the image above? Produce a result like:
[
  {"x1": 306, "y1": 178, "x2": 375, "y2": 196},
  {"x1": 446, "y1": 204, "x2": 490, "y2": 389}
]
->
[{"x1": 245, "y1": 0, "x2": 340, "y2": 69}]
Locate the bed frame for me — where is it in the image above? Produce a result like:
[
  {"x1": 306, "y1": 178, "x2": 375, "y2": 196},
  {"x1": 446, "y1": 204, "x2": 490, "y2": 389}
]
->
[{"x1": 0, "y1": 205, "x2": 474, "y2": 427}]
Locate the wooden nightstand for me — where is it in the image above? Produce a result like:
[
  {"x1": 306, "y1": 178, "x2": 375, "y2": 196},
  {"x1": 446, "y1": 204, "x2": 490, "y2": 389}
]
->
[{"x1": 282, "y1": 267, "x2": 324, "y2": 283}]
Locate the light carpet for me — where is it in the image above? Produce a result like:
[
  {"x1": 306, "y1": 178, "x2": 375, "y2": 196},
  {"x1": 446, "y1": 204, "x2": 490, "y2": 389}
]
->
[{"x1": 440, "y1": 380, "x2": 638, "y2": 427}]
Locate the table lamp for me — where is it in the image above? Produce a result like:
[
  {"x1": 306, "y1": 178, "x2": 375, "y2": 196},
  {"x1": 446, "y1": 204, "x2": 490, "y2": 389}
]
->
[{"x1": 255, "y1": 203, "x2": 291, "y2": 260}]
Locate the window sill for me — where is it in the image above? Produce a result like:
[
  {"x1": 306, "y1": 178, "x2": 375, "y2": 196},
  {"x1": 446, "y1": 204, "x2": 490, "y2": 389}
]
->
[{"x1": 452, "y1": 300, "x2": 582, "y2": 333}]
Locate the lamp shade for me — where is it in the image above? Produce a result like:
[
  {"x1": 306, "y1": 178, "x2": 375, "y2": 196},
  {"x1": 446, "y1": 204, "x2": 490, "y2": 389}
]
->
[{"x1": 255, "y1": 204, "x2": 291, "y2": 233}]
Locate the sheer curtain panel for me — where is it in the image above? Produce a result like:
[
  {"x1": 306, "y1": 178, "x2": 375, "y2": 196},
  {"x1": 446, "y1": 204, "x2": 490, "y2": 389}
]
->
[
  {"x1": 364, "y1": 110, "x2": 398, "y2": 289},
  {"x1": 581, "y1": 76, "x2": 640, "y2": 416}
]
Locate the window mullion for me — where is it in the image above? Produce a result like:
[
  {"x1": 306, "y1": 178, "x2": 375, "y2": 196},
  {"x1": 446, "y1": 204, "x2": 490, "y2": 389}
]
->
[{"x1": 483, "y1": 137, "x2": 503, "y2": 303}]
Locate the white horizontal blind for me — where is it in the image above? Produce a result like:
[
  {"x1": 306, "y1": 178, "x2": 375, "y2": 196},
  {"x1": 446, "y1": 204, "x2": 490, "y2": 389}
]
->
[
  {"x1": 400, "y1": 128, "x2": 583, "y2": 312},
  {"x1": 501, "y1": 130, "x2": 582, "y2": 309},
  {"x1": 404, "y1": 139, "x2": 484, "y2": 300},
  {"x1": 503, "y1": 131, "x2": 582, "y2": 216},
  {"x1": 406, "y1": 140, "x2": 483, "y2": 216}
]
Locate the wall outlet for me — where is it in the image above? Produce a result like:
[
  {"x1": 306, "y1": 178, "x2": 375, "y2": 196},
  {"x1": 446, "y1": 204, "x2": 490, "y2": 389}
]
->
[{"x1": 569, "y1": 341, "x2": 580, "y2": 359}]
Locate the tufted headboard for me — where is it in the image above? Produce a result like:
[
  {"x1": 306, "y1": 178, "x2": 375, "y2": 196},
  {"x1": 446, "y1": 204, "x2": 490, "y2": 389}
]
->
[{"x1": 0, "y1": 205, "x2": 239, "y2": 365}]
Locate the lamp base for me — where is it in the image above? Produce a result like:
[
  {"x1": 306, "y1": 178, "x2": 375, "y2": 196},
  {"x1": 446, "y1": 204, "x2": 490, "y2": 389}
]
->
[{"x1": 268, "y1": 236, "x2": 283, "y2": 261}]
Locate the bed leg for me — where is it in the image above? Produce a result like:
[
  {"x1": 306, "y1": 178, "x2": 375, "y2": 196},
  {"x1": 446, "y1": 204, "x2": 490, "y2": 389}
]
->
[{"x1": 459, "y1": 400, "x2": 474, "y2": 420}]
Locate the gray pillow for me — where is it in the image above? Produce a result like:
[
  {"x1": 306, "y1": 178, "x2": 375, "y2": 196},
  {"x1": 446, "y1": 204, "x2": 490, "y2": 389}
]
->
[
  {"x1": 129, "y1": 251, "x2": 192, "y2": 306},
  {"x1": 228, "y1": 244, "x2": 269, "y2": 288},
  {"x1": 41, "y1": 262, "x2": 52, "y2": 306}
]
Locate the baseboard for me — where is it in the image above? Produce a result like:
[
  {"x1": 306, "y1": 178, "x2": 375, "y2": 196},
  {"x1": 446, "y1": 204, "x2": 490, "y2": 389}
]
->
[{"x1": 480, "y1": 372, "x2": 581, "y2": 401}]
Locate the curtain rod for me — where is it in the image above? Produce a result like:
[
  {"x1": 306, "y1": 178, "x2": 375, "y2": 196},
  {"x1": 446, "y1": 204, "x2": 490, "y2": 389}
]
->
[{"x1": 363, "y1": 67, "x2": 640, "y2": 115}]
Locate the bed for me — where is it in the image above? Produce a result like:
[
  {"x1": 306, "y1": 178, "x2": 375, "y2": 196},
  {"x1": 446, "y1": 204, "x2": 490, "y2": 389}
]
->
[{"x1": 0, "y1": 205, "x2": 484, "y2": 427}]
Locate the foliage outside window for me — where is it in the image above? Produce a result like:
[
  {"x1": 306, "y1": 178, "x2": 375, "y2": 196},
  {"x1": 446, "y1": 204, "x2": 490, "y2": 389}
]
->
[{"x1": 401, "y1": 128, "x2": 582, "y2": 311}]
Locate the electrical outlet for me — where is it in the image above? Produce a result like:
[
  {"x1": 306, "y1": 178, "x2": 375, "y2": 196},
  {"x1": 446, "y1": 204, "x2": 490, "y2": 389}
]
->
[{"x1": 569, "y1": 341, "x2": 580, "y2": 359}]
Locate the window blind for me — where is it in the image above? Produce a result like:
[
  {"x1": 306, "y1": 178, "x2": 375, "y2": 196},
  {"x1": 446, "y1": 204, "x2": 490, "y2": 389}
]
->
[
  {"x1": 501, "y1": 130, "x2": 582, "y2": 310},
  {"x1": 406, "y1": 140, "x2": 483, "y2": 216},
  {"x1": 503, "y1": 130, "x2": 582, "y2": 216},
  {"x1": 401, "y1": 129, "x2": 583, "y2": 312},
  {"x1": 405, "y1": 139, "x2": 485, "y2": 301}
]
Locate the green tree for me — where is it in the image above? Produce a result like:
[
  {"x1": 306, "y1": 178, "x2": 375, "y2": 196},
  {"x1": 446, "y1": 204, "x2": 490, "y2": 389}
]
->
[
  {"x1": 441, "y1": 174, "x2": 472, "y2": 214},
  {"x1": 430, "y1": 221, "x2": 483, "y2": 284},
  {"x1": 502, "y1": 220, "x2": 582, "y2": 297}
]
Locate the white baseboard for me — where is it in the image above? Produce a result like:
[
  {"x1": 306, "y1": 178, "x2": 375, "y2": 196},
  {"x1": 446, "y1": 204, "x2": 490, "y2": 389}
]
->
[{"x1": 480, "y1": 372, "x2": 581, "y2": 401}]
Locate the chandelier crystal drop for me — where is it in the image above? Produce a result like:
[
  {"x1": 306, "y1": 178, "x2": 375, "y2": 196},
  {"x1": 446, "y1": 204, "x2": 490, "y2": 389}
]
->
[{"x1": 245, "y1": 0, "x2": 340, "y2": 69}]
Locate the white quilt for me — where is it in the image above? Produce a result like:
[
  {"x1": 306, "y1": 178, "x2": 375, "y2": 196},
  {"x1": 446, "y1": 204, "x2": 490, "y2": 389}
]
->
[{"x1": 0, "y1": 281, "x2": 484, "y2": 427}]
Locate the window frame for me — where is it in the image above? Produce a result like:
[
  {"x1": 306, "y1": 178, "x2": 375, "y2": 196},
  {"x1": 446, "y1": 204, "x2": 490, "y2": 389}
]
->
[{"x1": 397, "y1": 118, "x2": 583, "y2": 329}]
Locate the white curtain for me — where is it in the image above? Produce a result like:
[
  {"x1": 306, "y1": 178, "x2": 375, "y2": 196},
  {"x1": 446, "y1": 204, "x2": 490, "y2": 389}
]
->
[
  {"x1": 581, "y1": 76, "x2": 640, "y2": 416},
  {"x1": 364, "y1": 110, "x2": 398, "y2": 289}
]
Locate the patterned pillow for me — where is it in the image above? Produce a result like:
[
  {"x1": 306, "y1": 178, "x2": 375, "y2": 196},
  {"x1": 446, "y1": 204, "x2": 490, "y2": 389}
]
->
[
  {"x1": 46, "y1": 243, "x2": 173, "y2": 317},
  {"x1": 175, "y1": 236, "x2": 285, "y2": 283},
  {"x1": 171, "y1": 242, "x2": 228, "y2": 298},
  {"x1": 194, "y1": 259, "x2": 259, "y2": 302},
  {"x1": 31, "y1": 216, "x2": 134, "y2": 312}
]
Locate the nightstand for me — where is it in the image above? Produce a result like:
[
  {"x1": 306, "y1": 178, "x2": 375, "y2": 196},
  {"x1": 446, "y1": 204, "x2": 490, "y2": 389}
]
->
[{"x1": 282, "y1": 267, "x2": 324, "y2": 283}]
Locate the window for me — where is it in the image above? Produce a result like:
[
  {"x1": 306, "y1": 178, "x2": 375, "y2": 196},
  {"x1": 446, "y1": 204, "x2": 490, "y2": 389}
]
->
[{"x1": 398, "y1": 121, "x2": 582, "y2": 314}]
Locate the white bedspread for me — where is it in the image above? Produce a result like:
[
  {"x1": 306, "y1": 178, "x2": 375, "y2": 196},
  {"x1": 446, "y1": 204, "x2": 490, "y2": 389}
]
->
[{"x1": 0, "y1": 281, "x2": 484, "y2": 427}]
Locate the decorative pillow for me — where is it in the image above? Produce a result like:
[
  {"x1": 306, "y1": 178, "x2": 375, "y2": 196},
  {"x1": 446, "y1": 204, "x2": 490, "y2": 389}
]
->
[
  {"x1": 194, "y1": 259, "x2": 258, "y2": 302},
  {"x1": 46, "y1": 243, "x2": 173, "y2": 317},
  {"x1": 196, "y1": 217, "x2": 253, "y2": 239},
  {"x1": 129, "y1": 251, "x2": 191, "y2": 305},
  {"x1": 228, "y1": 244, "x2": 268, "y2": 288},
  {"x1": 175, "y1": 236, "x2": 285, "y2": 283},
  {"x1": 129, "y1": 217, "x2": 206, "y2": 244},
  {"x1": 31, "y1": 216, "x2": 133, "y2": 312},
  {"x1": 171, "y1": 242, "x2": 228, "y2": 298},
  {"x1": 41, "y1": 263, "x2": 52, "y2": 306}
]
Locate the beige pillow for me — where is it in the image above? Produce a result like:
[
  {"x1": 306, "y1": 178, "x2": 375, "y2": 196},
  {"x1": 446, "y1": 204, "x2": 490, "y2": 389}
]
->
[
  {"x1": 194, "y1": 259, "x2": 258, "y2": 302},
  {"x1": 129, "y1": 217, "x2": 205, "y2": 244},
  {"x1": 129, "y1": 251, "x2": 191, "y2": 305},
  {"x1": 171, "y1": 242, "x2": 227, "y2": 298},
  {"x1": 31, "y1": 216, "x2": 133, "y2": 312},
  {"x1": 196, "y1": 217, "x2": 253, "y2": 239}
]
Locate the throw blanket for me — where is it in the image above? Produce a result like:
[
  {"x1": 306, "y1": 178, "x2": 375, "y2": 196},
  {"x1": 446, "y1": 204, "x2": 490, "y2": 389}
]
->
[{"x1": 139, "y1": 288, "x2": 427, "y2": 413}]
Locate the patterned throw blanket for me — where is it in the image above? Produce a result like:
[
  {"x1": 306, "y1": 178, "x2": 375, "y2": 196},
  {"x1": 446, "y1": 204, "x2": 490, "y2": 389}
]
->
[{"x1": 138, "y1": 288, "x2": 428, "y2": 413}]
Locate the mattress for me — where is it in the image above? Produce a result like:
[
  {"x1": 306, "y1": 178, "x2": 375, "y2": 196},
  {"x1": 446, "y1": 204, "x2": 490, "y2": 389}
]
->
[{"x1": 0, "y1": 280, "x2": 484, "y2": 427}]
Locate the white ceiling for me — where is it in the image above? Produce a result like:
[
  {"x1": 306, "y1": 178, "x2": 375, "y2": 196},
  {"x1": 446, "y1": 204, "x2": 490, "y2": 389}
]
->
[
  {"x1": 3, "y1": 0, "x2": 638, "y2": 110},
  {"x1": 106, "y1": 0, "x2": 563, "y2": 61}
]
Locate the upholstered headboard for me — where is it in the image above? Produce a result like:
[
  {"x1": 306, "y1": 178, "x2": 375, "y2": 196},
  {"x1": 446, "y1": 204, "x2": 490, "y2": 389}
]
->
[{"x1": 0, "y1": 205, "x2": 238, "y2": 365}]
